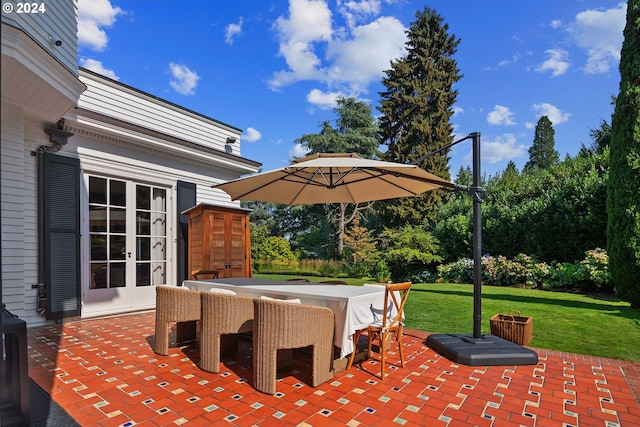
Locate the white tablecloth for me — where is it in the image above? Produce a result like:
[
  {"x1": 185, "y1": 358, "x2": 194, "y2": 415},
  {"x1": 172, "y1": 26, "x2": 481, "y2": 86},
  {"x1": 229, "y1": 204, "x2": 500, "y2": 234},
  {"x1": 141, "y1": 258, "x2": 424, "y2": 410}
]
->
[{"x1": 183, "y1": 278, "x2": 387, "y2": 358}]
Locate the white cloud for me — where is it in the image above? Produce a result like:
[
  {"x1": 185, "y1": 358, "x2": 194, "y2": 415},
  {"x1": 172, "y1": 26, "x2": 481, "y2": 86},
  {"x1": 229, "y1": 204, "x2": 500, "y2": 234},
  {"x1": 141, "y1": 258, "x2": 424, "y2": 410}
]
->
[
  {"x1": 225, "y1": 17, "x2": 243, "y2": 45},
  {"x1": 487, "y1": 105, "x2": 516, "y2": 126},
  {"x1": 567, "y1": 2, "x2": 626, "y2": 74},
  {"x1": 338, "y1": 0, "x2": 382, "y2": 28},
  {"x1": 550, "y1": 19, "x2": 562, "y2": 29},
  {"x1": 168, "y1": 63, "x2": 200, "y2": 95},
  {"x1": 79, "y1": 58, "x2": 119, "y2": 80},
  {"x1": 306, "y1": 89, "x2": 342, "y2": 109},
  {"x1": 269, "y1": 0, "x2": 406, "y2": 98},
  {"x1": 452, "y1": 106, "x2": 464, "y2": 117},
  {"x1": 77, "y1": 0, "x2": 123, "y2": 51},
  {"x1": 475, "y1": 134, "x2": 527, "y2": 164},
  {"x1": 535, "y1": 49, "x2": 570, "y2": 77},
  {"x1": 269, "y1": 0, "x2": 333, "y2": 90},
  {"x1": 289, "y1": 143, "x2": 311, "y2": 160},
  {"x1": 326, "y1": 16, "x2": 406, "y2": 92},
  {"x1": 242, "y1": 127, "x2": 262, "y2": 143},
  {"x1": 532, "y1": 103, "x2": 571, "y2": 125}
]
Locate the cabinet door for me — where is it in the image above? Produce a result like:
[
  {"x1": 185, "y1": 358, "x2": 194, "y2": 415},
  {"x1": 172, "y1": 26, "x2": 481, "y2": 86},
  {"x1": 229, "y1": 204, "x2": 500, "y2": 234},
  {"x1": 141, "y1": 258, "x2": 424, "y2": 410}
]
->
[
  {"x1": 209, "y1": 212, "x2": 247, "y2": 278},
  {"x1": 227, "y1": 214, "x2": 247, "y2": 277}
]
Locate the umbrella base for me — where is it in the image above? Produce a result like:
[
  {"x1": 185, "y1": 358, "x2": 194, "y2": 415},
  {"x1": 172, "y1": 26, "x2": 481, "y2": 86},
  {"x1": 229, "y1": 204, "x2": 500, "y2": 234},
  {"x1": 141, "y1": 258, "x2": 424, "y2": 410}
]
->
[{"x1": 426, "y1": 333, "x2": 538, "y2": 366}]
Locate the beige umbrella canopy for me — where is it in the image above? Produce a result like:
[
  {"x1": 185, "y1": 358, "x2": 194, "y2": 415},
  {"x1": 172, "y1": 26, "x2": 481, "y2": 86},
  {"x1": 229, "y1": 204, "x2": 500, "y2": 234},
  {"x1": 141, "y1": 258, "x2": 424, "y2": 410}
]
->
[{"x1": 213, "y1": 153, "x2": 457, "y2": 205}]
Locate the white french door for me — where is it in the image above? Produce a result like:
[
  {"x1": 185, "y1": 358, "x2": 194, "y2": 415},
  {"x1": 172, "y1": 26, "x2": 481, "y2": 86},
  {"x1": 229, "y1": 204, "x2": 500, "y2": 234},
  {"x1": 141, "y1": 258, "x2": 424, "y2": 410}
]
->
[{"x1": 83, "y1": 175, "x2": 169, "y2": 316}]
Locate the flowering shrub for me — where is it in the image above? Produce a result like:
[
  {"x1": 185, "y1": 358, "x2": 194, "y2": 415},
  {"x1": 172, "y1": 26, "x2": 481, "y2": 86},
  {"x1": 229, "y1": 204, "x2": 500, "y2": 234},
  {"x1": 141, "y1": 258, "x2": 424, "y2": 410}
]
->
[
  {"x1": 573, "y1": 248, "x2": 612, "y2": 292},
  {"x1": 436, "y1": 258, "x2": 474, "y2": 283},
  {"x1": 434, "y1": 249, "x2": 610, "y2": 292}
]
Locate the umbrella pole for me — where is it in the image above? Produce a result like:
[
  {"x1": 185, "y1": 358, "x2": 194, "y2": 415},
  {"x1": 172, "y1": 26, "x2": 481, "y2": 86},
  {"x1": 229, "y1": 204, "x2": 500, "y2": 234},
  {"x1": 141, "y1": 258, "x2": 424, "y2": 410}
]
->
[
  {"x1": 470, "y1": 132, "x2": 482, "y2": 339},
  {"x1": 426, "y1": 132, "x2": 538, "y2": 366}
]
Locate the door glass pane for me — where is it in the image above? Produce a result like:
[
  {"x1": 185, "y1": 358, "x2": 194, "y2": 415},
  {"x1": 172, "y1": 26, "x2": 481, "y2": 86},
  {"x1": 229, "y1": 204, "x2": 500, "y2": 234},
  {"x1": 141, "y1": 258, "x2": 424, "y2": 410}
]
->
[
  {"x1": 137, "y1": 185, "x2": 150, "y2": 210},
  {"x1": 152, "y1": 262, "x2": 165, "y2": 285},
  {"x1": 110, "y1": 263, "x2": 126, "y2": 287},
  {"x1": 137, "y1": 237, "x2": 150, "y2": 260},
  {"x1": 91, "y1": 264, "x2": 107, "y2": 289},
  {"x1": 89, "y1": 206, "x2": 107, "y2": 232},
  {"x1": 110, "y1": 207, "x2": 126, "y2": 233},
  {"x1": 110, "y1": 180, "x2": 126, "y2": 206},
  {"x1": 110, "y1": 235, "x2": 127, "y2": 260},
  {"x1": 152, "y1": 188, "x2": 166, "y2": 210},
  {"x1": 89, "y1": 177, "x2": 107, "y2": 204},
  {"x1": 90, "y1": 235, "x2": 107, "y2": 260},
  {"x1": 137, "y1": 212, "x2": 150, "y2": 235},
  {"x1": 136, "y1": 263, "x2": 150, "y2": 287},
  {"x1": 151, "y1": 213, "x2": 165, "y2": 235}
]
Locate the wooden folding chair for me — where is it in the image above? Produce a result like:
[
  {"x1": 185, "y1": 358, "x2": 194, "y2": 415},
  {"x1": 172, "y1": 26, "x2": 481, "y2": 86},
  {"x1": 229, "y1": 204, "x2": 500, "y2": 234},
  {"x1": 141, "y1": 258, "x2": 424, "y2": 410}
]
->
[{"x1": 347, "y1": 282, "x2": 412, "y2": 379}]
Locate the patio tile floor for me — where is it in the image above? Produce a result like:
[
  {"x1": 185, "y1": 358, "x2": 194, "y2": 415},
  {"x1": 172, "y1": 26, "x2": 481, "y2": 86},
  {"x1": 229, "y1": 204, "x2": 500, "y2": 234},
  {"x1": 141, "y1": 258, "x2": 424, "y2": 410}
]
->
[{"x1": 27, "y1": 311, "x2": 640, "y2": 426}]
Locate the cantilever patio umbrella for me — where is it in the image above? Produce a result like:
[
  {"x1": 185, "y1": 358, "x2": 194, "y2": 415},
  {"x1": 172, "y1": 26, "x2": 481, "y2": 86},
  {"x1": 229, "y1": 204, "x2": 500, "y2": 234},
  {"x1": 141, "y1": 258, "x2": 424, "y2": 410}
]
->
[
  {"x1": 215, "y1": 145, "x2": 538, "y2": 366},
  {"x1": 213, "y1": 152, "x2": 459, "y2": 205}
]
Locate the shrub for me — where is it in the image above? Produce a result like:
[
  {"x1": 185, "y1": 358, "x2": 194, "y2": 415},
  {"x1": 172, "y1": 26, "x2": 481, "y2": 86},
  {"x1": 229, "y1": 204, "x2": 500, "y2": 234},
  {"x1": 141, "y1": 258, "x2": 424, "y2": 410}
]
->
[
  {"x1": 436, "y1": 249, "x2": 609, "y2": 292},
  {"x1": 574, "y1": 248, "x2": 613, "y2": 292}
]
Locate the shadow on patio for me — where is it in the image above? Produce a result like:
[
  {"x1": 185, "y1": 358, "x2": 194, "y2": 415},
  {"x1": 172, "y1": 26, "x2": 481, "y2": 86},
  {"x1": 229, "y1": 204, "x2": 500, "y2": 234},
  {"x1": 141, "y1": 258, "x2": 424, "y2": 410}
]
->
[{"x1": 27, "y1": 311, "x2": 640, "y2": 426}]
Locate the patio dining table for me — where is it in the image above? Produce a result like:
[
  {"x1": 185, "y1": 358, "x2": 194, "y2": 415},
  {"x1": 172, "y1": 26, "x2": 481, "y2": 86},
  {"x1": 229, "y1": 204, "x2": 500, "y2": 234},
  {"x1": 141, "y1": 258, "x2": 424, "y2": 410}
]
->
[{"x1": 183, "y1": 278, "x2": 390, "y2": 359}]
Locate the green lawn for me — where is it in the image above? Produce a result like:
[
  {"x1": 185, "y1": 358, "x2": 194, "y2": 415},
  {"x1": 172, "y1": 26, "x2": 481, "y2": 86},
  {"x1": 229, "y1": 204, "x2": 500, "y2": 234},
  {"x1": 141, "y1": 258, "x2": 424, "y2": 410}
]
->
[{"x1": 254, "y1": 274, "x2": 640, "y2": 362}]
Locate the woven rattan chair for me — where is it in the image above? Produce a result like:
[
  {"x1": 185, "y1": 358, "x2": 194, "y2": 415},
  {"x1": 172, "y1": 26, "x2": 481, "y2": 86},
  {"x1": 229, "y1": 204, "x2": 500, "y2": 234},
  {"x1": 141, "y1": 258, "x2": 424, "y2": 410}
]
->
[
  {"x1": 347, "y1": 281, "x2": 412, "y2": 379},
  {"x1": 154, "y1": 285, "x2": 202, "y2": 356},
  {"x1": 200, "y1": 292, "x2": 254, "y2": 373},
  {"x1": 253, "y1": 298, "x2": 335, "y2": 394}
]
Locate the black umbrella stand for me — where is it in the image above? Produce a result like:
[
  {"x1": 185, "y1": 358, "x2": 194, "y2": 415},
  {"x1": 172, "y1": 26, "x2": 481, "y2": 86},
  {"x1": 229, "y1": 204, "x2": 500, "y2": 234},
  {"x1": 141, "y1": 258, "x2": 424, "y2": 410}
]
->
[{"x1": 421, "y1": 132, "x2": 538, "y2": 366}]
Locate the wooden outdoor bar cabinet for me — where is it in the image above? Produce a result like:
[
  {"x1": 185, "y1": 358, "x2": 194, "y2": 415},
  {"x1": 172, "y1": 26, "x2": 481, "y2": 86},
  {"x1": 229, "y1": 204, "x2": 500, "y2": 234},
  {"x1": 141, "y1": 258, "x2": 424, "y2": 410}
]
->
[{"x1": 185, "y1": 204, "x2": 252, "y2": 280}]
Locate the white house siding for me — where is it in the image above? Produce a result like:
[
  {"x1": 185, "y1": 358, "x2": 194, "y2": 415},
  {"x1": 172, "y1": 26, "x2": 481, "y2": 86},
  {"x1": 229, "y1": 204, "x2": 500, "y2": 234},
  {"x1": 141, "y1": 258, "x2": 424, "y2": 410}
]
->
[
  {"x1": 2, "y1": 0, "x2": 78, "y2": 75},
  {"x1": 1, "y1": 103, "x2": 27, "y2": 318},
  {"x1": 79, "y1": 69, "x2": 244, "y2": 156}
]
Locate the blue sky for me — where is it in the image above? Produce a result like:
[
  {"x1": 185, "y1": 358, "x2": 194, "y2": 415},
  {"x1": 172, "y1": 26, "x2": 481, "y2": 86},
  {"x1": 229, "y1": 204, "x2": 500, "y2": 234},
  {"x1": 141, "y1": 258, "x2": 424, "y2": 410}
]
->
[{"x1": 77, "y1": 0, "x2": 626, "y2": 177}]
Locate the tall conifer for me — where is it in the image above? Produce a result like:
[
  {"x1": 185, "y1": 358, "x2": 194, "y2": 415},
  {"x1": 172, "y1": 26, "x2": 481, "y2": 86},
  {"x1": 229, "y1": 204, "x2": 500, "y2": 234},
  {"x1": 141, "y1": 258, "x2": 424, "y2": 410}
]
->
[
  {"x1": 378, "y1": 7, "x2": 461, "y2": 227},
  {"x1": 607, "y1": 0, "x2": 640, "y2": 307},
  {"x1": 524, "y1": 116, "x2": 560, "y2": 172}
]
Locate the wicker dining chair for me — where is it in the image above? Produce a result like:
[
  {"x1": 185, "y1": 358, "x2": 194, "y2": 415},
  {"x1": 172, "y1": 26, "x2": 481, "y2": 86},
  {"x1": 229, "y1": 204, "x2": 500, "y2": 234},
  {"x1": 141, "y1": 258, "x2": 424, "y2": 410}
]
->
[
  {"x1": 253, "y1": 298, "x2": 335, "y2": 394},
  {"x1": 199, "y1": 292, "x2": 255, "y2": 373},
  {"x1": 154, "y1": 285, "x2": 202, "y2": 356},
  {"x1": 347, "y1": 281, "x2": 412, "y2": 379}
]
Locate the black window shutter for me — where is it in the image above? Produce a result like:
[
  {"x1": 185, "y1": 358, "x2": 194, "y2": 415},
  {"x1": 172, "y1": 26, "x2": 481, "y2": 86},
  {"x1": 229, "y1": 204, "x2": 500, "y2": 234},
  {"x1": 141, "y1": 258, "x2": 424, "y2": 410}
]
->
[
  {"x1": 39, "y1": 153, "x2": 81, "y2": 319},
  {"x1": 176, "y1": 181, "x2": 196, "y2": 285}
]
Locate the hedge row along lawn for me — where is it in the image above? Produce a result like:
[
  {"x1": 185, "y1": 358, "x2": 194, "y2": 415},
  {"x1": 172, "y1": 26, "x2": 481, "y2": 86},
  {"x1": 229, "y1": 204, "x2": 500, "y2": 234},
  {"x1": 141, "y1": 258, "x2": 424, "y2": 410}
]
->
[{"x1": 255, "y1": 274, "x2": 640, "y2": 362}]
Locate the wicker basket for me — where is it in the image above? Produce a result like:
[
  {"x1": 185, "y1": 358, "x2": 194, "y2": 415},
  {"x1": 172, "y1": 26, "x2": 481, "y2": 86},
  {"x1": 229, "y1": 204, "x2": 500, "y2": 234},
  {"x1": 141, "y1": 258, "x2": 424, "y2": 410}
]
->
[{"x1": 490, "y1": 310, "x2": 533, "y2": 345}]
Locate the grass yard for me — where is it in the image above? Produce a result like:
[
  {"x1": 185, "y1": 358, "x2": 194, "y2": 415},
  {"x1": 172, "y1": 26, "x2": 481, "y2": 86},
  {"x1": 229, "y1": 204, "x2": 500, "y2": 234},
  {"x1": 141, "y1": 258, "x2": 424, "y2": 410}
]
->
[{"x1": 254, "y1": 274, "x2": 640, "y2": 362}]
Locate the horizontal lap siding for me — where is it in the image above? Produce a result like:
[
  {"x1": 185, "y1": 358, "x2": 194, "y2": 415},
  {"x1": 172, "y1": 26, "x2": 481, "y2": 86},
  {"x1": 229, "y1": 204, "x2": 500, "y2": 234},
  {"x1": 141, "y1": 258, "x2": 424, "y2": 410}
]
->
[
  {"x1": 78, "y1": 71, "x2": 242, "y2": 155},
  {"x1": 5, "y1": 0, "x2": 78, "y2": 73}
]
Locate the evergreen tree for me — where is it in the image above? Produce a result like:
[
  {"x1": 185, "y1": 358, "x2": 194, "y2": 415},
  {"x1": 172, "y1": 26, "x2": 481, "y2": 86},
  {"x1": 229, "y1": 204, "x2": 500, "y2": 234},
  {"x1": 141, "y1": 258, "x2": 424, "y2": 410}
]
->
[
  {"x1": 295, "y1": 96, "x2": 380, "y2": 256},
  {"x1": 377, "y1": 7, "x2": 461, "y2": 227},
  {"x1": 524, "y1": 116, "x2": 559, "y2": 172},
  {"x1": 296, "y1": 96, "x2": 379, "y2": 157},
  {"x1": 607, "y1": 0, "x2": 640, "y2": 308},
  {"x1": 588, "y1": 119, "x2": 612, "y2": 155}
]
